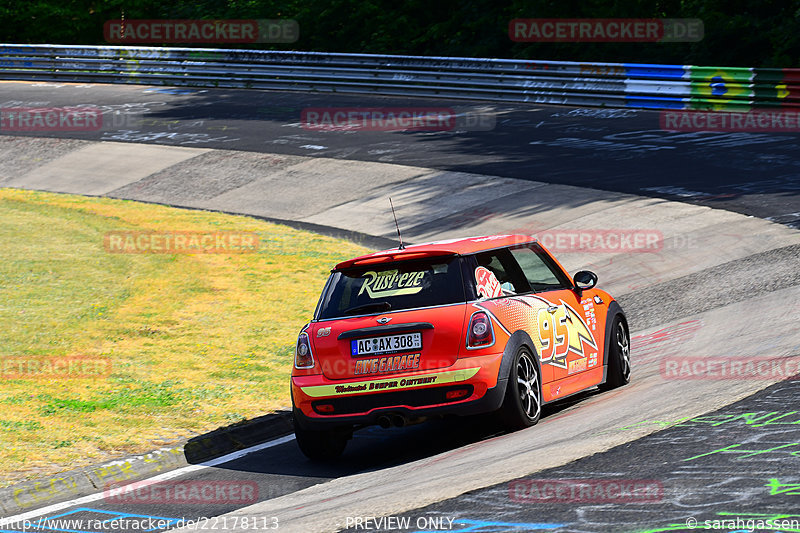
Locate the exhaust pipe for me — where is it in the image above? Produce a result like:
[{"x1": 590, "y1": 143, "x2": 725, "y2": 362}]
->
[
  {"x1": 377, "y1": 413, "x2": 426, "y2": 428},
  {"x1": 391, "y1": 415, "x2": 407, "y2": 427}
]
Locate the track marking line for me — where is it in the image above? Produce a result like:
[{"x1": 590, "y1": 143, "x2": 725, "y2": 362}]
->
[{"x1": 0, "y1": 434, "x2": 295, "y2": 526}]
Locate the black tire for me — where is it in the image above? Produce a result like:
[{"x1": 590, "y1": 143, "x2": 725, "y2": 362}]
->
[
  {"x1": 599, "y1": 315, "x2": 631, "y2": 391},
  {"x1": 294, "y1": 425, "x2": 350, "y2": 461},
  {"x1": 499, "y1": 346, "x2": 542, "y2": 430}
]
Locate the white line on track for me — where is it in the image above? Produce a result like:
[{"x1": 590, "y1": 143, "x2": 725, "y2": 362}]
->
[{"x1": 0, "y1": 434, "x2": 296, "y2": 526}]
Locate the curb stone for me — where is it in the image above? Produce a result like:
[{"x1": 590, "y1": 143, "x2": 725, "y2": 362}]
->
[
  {"x1": 99, "y1": 194, "x2": 401, "y2": 251},
  {"x1": 0, "y1": 410, "x2": 293, "y2": 518}
]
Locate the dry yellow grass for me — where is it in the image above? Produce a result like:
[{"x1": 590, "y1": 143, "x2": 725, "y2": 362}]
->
[{"x1": 0, "y1": 188, "x2": 369, "y2": 485}]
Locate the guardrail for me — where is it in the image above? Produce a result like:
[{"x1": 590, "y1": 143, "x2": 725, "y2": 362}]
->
[{"x1": 1, "y1": 44, "x2": 798, "y2": 110}]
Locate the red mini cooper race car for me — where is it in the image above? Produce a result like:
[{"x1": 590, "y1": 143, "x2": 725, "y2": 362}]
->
[{"x1": 291, "y1": 235, "x2": 630, "y2": 459}]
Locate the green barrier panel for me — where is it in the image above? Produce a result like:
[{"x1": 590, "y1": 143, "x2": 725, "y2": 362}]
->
[
  {"x1": 689, "y1": 66, "x2": 754, "y2": 109},
  {"x1": 753, "y1": 68, "x2": 800, "y2": 107}
]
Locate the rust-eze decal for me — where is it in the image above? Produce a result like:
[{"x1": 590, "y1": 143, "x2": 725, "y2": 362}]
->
[
  {"x1": 300, "y1": 368, "x2": 480, "y2": 398},
  {"x1": 358, "y1": 269, "x2": 426, "y2": 298}
]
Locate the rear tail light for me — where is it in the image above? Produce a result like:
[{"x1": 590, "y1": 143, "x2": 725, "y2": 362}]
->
[
  {"x1": 467, "y1": 311, "x2": 494, "y2": 349},
  {"x1": 294, "y1": 332, "x2": 315, "y2": 369}
]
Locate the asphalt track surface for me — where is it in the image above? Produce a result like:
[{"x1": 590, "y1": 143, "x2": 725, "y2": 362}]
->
[
  {"x1": 343, "y1": 376, "x2": 800, "y2": 533},
  {"x1": 1, "y1": 82, "x2": 800, "y2": 228},
  {"x1": 1, "y1": 82, "x2": 800, "y2": 533}
]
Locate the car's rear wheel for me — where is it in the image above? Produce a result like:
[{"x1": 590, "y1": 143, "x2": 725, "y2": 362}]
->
[
  {"x1": 499, "y1": 347, "x2": 542, "y2": 430},
  {"x1": 599, "y1": 316, "x2": 631, "y2": 391},
  {"x1": 294, "y1": 425, "x2": 350, "y2": 461}
]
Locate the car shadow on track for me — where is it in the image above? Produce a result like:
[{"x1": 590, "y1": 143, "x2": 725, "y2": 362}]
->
[{"x1": 202, "y1": 387, "x2": 604, "y2": 481}]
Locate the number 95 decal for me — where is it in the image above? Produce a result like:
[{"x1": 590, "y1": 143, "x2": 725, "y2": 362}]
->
[{"x1": 536, "y1": 301, "x2": 597, "y2": 369}]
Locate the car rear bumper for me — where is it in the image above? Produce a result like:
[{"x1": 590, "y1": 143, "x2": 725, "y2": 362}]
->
[{"x1": 291, "y1": 352, "x2": 506, "y2": 429}]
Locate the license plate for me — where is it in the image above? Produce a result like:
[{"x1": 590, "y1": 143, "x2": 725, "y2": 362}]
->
[{"x1": 351, "y1": 333, "x2": 422, "y2": 357}]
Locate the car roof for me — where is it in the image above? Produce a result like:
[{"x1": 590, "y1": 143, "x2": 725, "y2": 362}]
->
[{"x1": 334, "y1": 234, "x2": 536, "y2": 270}]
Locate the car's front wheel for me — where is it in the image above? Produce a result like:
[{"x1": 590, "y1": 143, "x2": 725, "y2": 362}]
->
[
  {"x1": 599, "y1": 315, "x2": 631, "y2": 391},
  {"x1": 294, "y1": 425, "x2": 351, "y2": 460},
  {"x1": 499, "y1": 346, "x2": 542, "y2": 430}
]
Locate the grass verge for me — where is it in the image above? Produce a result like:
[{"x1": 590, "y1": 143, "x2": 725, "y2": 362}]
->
[{"x1": 0, "y1": 188, "x2": 369, "y2": 485}]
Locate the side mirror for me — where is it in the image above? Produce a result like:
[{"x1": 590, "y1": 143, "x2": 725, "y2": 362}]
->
[{"x1": 573, "y1": 270, "x2": 598, "y2": 291}]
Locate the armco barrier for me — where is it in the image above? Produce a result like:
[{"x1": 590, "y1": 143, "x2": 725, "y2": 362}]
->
[{"x1": 1, "y1": 44, "x2": 798, "y2": 110}]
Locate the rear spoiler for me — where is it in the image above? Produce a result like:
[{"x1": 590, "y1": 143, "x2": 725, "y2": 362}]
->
[{"x1": 334, "y1": 250, "x2": 457, "y2": 270}]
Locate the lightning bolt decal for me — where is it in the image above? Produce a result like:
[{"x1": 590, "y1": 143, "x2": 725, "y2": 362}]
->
[{"x1": 563, "y1": 300, "x2": 598, "y2": 355}]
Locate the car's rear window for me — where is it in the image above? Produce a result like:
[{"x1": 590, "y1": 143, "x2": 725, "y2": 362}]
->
[{"x1": 316, "y1": 257, "x2": 466, "y2": 320}]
